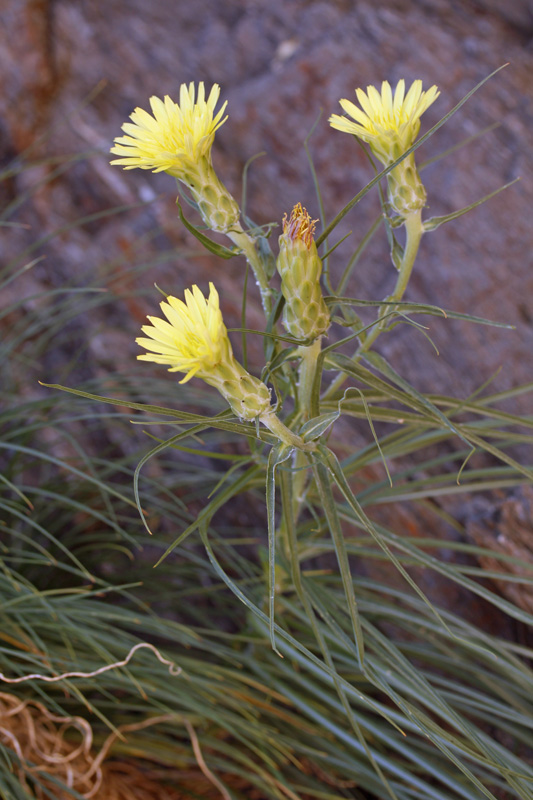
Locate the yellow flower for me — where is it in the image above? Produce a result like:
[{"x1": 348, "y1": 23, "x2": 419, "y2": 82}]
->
[
  {"x1": 110, "y1": 83, "x2": 227, "y2": 175},
  {"x1": 329, "y1": 79, "x2": 439, "y2": 165},
  {"x1": 137, "y1": 283, "x2": 273, "y2": 421},
  {"x1": 330, "y1": 80, "x2": 439, "y2": 218},
  {"x1": 137, "y1": 287, "x2": 317, "y2": 447},
  {"x1": 137, "y1": 282, "x2": 230, "y2": 383}
]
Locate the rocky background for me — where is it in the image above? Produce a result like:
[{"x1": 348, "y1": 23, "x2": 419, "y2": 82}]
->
[{"x1": 1, "y1": 0, "x2": 532, "y2": 619}]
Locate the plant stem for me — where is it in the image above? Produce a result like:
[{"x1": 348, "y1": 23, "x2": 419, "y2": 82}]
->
[
  {"x1": 260, "y1": 410, "x2": 316, "y2": 452},
  {"x1": 297, "y1": 338, "x2": 322, "y2": 420},
  {"x1": 391, "y1": 209, "x2": 424, "y2": 300},
  {"x1": 290, "y1": 337, "x2": 322, "y2": 518},
  {"x1": 324, "y1": 208, "x2": 424, "y2": 399},
  {"x1": 227, "y1": 224, "x2": 274, "y2": 315},
  {"x1": 359, "y1": 208, "x2": 423, "y2": 354}
]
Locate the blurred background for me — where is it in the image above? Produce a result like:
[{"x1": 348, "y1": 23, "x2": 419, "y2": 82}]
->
[{"x1": 1, "y1": 0, "x2": 532, "y2": 395}]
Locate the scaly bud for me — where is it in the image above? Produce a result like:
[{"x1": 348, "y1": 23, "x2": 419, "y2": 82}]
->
[{"x1": 277, "y1": 203, "x2": 330, "y2": 341}]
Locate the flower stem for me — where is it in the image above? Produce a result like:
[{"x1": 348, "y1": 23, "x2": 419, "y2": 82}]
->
[
  {"x1": 227, "y1": 224, "x2": 274, "y2": 315},
  {"x1": 297, "y1": 338, "x2": 322, "y2": 420},
  {"x1": 260, "y1": 411, "x2": 316, "y2": 452},
  {"x1": 289, "y1": 337, "x2": 323, "y2": 518},
  {"x1": 391, "y1": 208, "x2": 424, "y2": 302}
]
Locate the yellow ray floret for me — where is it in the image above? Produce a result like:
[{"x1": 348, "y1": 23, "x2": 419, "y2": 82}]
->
[
  {"x1": 110, "y1": 83, "x2": 227, "y2": 173},
  {"x1": 329, "y1": 79, "x2": 439, "y2": 155},
  {"x1": 137, "y1": 283, "x2": 230, "y2": 383}
]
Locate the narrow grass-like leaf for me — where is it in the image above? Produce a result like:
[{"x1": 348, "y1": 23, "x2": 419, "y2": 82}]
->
[
  {"x1": 424, "y1": 179, "x2": 520, "y2": 232},
  {"x1": 266, "y1": 442, "x2": 292, "y2": 654},
  {"x1": 155, "y1": 464, "x2": 263, "y2": 566},
  {"x1": 320, "y1": 444, "x2": 466, "y2": 642},
  {"x1": 336, "y1": 214, "x2": 382, "y2": 295},
  {"x1": 325, "y1": 296, "x2": 514, "y2": 328},
  {"x1": 312, "y1": 454, "x2": 365, "y2": 667},
  {"x1": 176, "y1": 199, "x2": 237, "y2": 258},
  {"x1": 363, "y1": 351, "x2": 472, "y2": 447}
]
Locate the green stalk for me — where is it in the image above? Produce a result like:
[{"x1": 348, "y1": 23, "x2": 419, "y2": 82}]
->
[
  {"x1": 291, "y1": 448, "x2": 309, "y2": 523},
  {"x1": 227, "y1": 224, "x2": 274, "y2": 315},
  {"x1": 297, "y1": 338, "x2": 322, "y2": 420},
  {"x1": 291, "y1": 337, "x2": 322, "y2": 519},
  {"x1": 260, "y1": 410, "x2": 316, "y2": 452},
  {"x1": 390, "y1": 209, "x2": 424, "y2": 303}
]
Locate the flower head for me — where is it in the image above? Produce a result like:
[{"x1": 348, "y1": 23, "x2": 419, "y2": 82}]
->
[
  {"x1": 137, "y1": 283, "x2": 272, "y2": 420},
  {"x1": 329, "y1": 79, "x2": 439, "y2": 164},
  {"x1": 137, "y1": 283, "x2": 230, "y2": 383},
  {"x1": 110, "y1": 83, "x2": 227, "y2": 175}
]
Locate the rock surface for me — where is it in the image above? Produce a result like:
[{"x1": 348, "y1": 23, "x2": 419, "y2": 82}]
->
[{"x1": 467, "y1": 485, "x2": 533, "y2": 614}]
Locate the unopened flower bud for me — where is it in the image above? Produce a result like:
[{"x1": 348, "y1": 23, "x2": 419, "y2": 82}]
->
[{"x1": 277, "y1": 203, "x2": 330, "y2": 341}]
